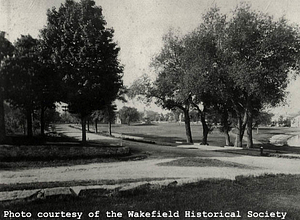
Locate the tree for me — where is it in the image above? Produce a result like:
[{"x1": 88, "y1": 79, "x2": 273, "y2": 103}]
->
[
  {"x1": 165, "y1": 112, "x2": 175, "y2": 122},
  {"x1": 277, "y1": 115, "x2": 291, "y2": 127},
  {"x1": 150, "y1": 30, "x2": 194, "y2": 143},
  {"x1": 3, "y1": 35, "x2": 41, "y2": 137},
  {"x1": 129, "y1": 30, "x2": 194, "y2": 143},
  {"x1": 0, "y1": 31, "x2": 14, "y2": 142},
  {"x1": 4, "y1": 103, "x2": 26, "y2": 135},
  {"x1": 41, "y1": 0, "x2": 123, "y2": 142},
  {"x1": 145, "y1": 110, "x2": 160, "y2": 122},
  {"x1": 127, "y1": 73, "x2": 152, "y2": 103},
  {"x1": 37, "y1": 39, "x2": 62, "y2": 136},
  {"x1": 253, "y1": 111, "x2": 273, "y2": 127},
  {"x1": 91, "y1": 110, "x2": 103, "y2": 133},
  {"x1": 183, "y1": 5, "x2": 300, "y2": 148},
  {"x1": 225, "y1": 5, "x2": 300, "y2": 147},
  {"x1": 252, "y1": 111, "x2": 273, "y2": 133},
  {"x1": 183, "y1": 7, "x2": 230, "y2": 145},
  {"x1": 104, "y1": 104, "x2": 117, "y2": 135},
  {"x1": 91, "y1": 104, "x2": 117, "y2": 135},
  {"x1": 3, "y1": 34, "x2": 59, "y2": 137},
  {"x1": 118, "y1": 106, "x2": 140, "y2": 125}
]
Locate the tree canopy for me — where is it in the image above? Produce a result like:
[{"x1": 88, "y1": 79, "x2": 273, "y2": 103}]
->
[
  {"x1": 224, "y1": 6, "x2": 300, "y2": 147},
  {"x1": 40, "y1": 0, "x2": 124, "y2": 142},
  {"x1": 150, "y1": 30, "x2": 194, "y2": 143},
  {"x1": 118, "y1": 106, "x2": 140, "y2": 125},
  {"x1": 2, "y1": 35, "x2": 41, "y2": 137},
  {"x1": 0, "y1": 32, "x2": 14, "y2": 142}
]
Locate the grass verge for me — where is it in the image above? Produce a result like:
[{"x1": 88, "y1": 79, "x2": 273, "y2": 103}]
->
[
  {"x1": 1, "y1": 174, "x2": 299, "y2": 219},
  {"x1": 0, "y1": 178, "x2": 168, "y2": 192},
  {"x1": 0, "y1": 133, "x2": 134, "y2": 170}
]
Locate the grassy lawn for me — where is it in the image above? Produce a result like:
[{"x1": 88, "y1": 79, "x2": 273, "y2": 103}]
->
[
  {"x1": 96, "y1": 123, "x2": 231, "y2": 146},
  {"x1": 96, "y1": 123, "x2": 300, "y2": 154},
  {"x1": 1, "y1": 174, "x2": 299, "y2": 219},
  {"x1": 97, "y1": 123, "x2": 300, "y2": 145}
]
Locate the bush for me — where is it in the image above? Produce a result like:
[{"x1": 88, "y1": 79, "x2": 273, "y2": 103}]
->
[{"x1": 4, "y1": 104, "x2": 25, "y2": 134}]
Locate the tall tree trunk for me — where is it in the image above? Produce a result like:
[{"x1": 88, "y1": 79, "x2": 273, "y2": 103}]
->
[
  {"x1": 0, "y1": 94, "x2": 5, "y2": 143},
  {"x1": 225, "y1": 132, "x2": 231, "y2": 146},
  {"x1": 183, "y1": 108, "x2": 193, "y2": 144},
  {"x1": 81, "y1": 115, "x2": 87, "y2": 143},
  {"x1": 234, "y1": 116, "x2": 242, "y2": 147},
  {"x1": 234, "y1": 111, "x2": 247, "y2": 148},
  {"x1": 108, "y1": 121, "x2": 112, "y2": 136},
  {"x1": 222, "y1": 110, "x2": 232, "y2": 146},
  {"x1": 94, "y1": 119, "x2": 98, "y2": 133},
  {"x1": 200, "y1": 112, "x2": 209, "y2": 145},
  {"x1": 26, "y1": 108, "x2": 33, "y2": 137},
  {"x1": 40, "y1": 106, "x2": 45, "y2": 137},
  {"x1": 246, "y1": 108, "x2": 253, "y2": 148},
  {"x1": 87, "y1": 119, "x2": 90, "y2": 132},
  {"x1": 190, "y1": 101, "x2": 209, "y2": 145}
]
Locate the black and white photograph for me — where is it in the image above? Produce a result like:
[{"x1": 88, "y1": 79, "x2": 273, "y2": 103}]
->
[{"x1": 1, "y1": 0, "x2": 300, "y2": 219}]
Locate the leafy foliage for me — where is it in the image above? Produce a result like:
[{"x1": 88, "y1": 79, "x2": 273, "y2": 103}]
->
[
  {"x1": 150, "y1": 30, "x2": 190, "y2": 110},
  {"x1": 91, "y1": 104, "x2": 117, "y2": 124},
  {"x1": 253, "y1": 111, "x2": 274, "y2": 127},
  {"x1": 4, "y1": 36, "x2": 40, "y2": 110},
  {"x1": 226, "y1": 5, "x2": 300, "y2": 107},
  {"x1": 2, "y1": 35, "x2": 43, "y2": 136},
  {"x1": 150, "y1": 29, "x2": 194, "y2": 143},
  {"x1": 0, "y1": 32, "x2": 14, "y2": 61},
  {"x1": 4, "y1": 103, "x2": 25, "y2": 134},
  {"x1": 0, "y1": 31, "x2": 14, "y2": 141},
  {"x1": 224, "y1": 5, "x2": 300, "y2": 147},
  {"x1": 41, "y1": 0, "x2": 123, "y2": 118},
  {"x1": 118, "y1": 106, "x2": 140, "y2": 125},
  {"x1": 40, "y1": 0, "x2": 124, "y2": 142}
]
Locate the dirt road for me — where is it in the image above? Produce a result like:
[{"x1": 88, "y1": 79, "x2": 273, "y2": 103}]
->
[{"x1": 2, "y1": 124, "x2": 300, "y2": 187}]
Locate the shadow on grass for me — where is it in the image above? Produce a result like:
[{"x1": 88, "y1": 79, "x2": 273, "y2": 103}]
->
[
  {"x1": 157, "y1": 157, "x2": 259, "y2": 169},
  {"x1": 3, "y1": 133, "x2": 79, "y2": 146},
  {"x1": 133, "y1": 123, "x2": 157, "y2": 126}
]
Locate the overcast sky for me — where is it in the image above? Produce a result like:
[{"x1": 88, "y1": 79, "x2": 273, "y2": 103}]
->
[{"x1": 1, "y1": 0, "x2": 300, "y2": 115}]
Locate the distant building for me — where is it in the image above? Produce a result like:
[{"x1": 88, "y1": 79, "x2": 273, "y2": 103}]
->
[
  {"x1": 291, "y1": 115, "x2": 300, "y2": 127},
  {"x1": 55, "y1": 102, "x2": 68, "y2": 115}
]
